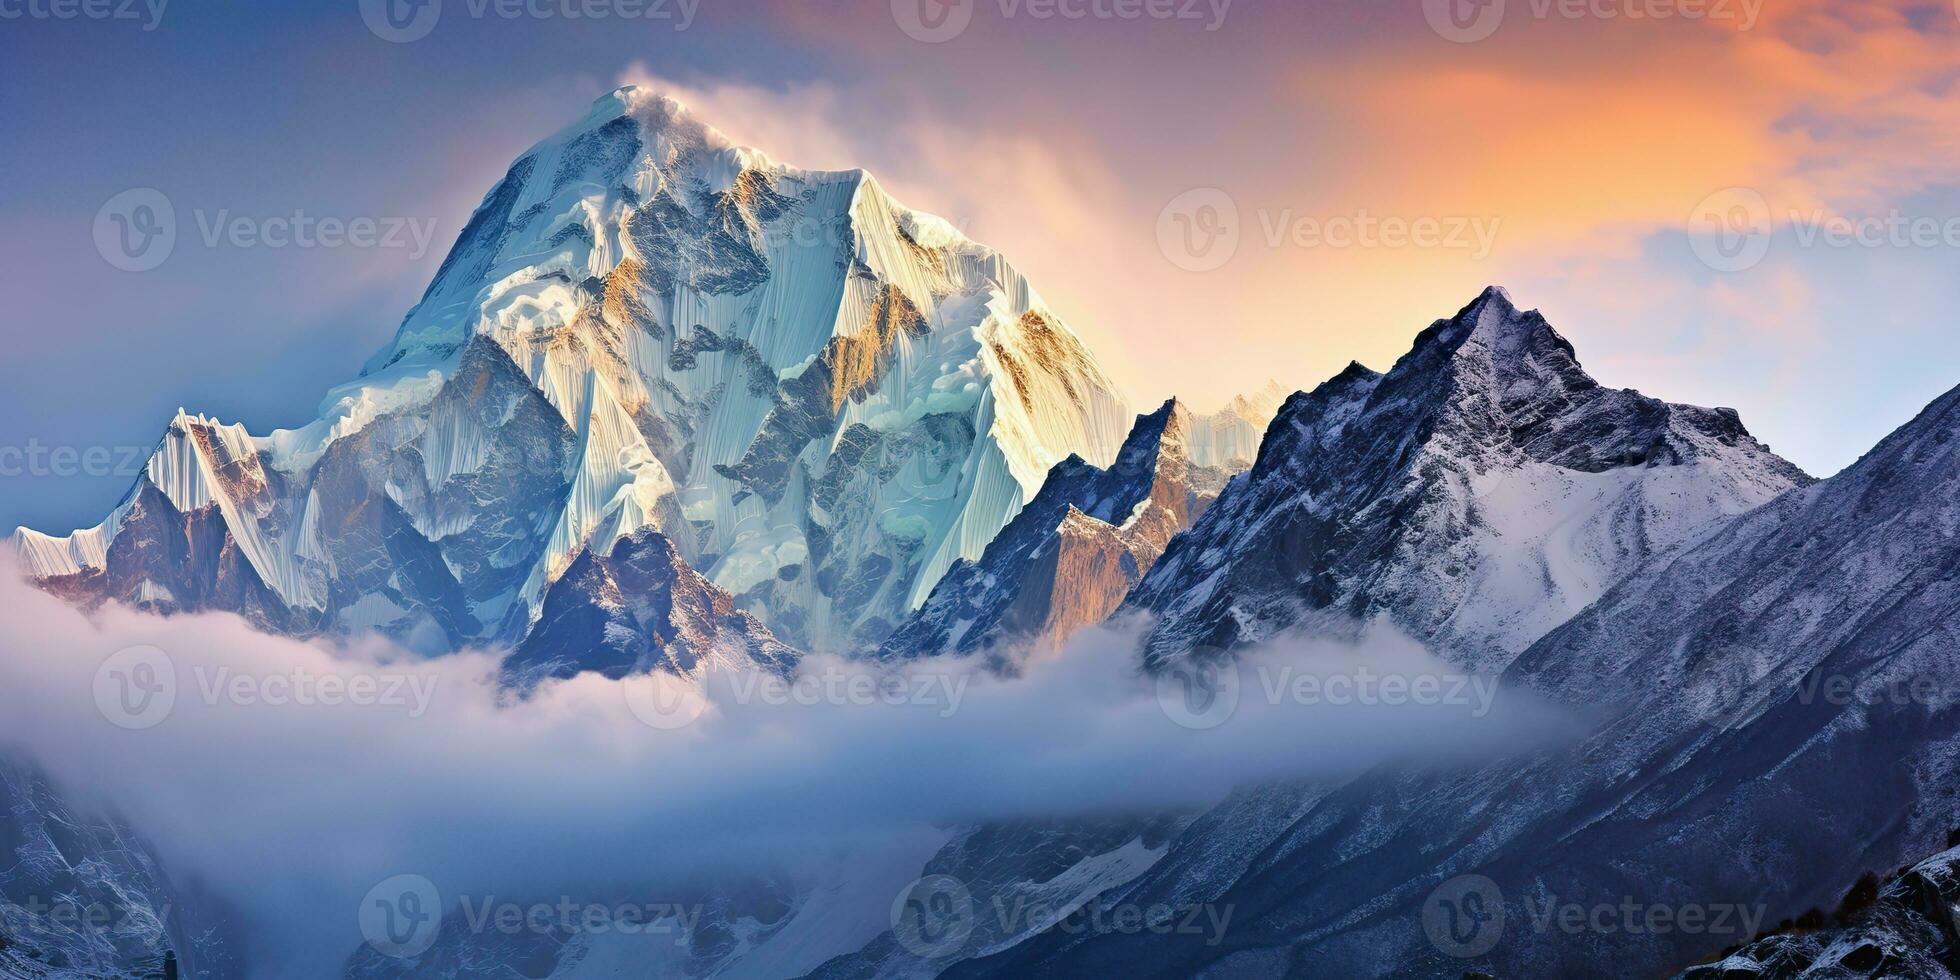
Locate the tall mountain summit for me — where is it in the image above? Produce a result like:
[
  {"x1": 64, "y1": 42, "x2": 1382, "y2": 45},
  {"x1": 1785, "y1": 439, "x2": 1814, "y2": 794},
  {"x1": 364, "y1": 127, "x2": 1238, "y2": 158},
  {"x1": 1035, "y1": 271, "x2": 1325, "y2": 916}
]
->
[{"x1": 11, "y1": 87, "x2": 1132, "y2": 656}]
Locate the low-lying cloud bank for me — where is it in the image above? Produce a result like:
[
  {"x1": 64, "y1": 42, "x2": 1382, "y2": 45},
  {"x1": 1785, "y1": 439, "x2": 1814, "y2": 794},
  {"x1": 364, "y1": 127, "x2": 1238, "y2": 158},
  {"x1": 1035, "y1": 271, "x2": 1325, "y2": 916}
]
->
[{"x1": 0, "y1": 569, "x2": 1580, "y2": 973}]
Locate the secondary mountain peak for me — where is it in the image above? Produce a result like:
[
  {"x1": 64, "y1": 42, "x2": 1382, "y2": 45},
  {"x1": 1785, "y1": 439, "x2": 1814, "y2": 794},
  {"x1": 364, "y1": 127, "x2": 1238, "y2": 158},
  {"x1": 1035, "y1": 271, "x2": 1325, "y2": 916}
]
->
[
  {"x1": 883, "y1": 398, "x2": 1232, "y2": 664},
  {"x1": 1129, "y1": 288, "x2": 1809, "y2": 672}
]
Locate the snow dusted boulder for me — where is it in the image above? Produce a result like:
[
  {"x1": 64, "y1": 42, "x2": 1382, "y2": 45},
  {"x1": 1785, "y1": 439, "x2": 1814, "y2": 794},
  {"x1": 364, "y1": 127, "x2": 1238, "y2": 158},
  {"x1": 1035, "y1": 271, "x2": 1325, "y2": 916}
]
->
[{"x1": 13, "y1": 87, "x2": 1131, "y2": 655}]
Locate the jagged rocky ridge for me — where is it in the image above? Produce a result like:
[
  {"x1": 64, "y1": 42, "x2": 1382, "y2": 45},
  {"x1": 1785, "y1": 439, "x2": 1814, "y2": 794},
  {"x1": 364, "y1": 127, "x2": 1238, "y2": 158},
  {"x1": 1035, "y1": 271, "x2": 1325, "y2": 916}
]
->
[
  {"x1": 881, "y1": 398, "x2": 1228, "y2": 665},
  {"x1": 12, "y1": 86, "x2": 1132, "y2": 657},
  {"x1": 1674, "y1": 840, "x2": 1960, "y2": 979},
  {"x1": 945, "y1": 340, "x2": 1960, "y2": 977},
  {"x1": 0, "y1": 759, "x2": 242, "y2": 978},
  {"x1": 1126, "y1": 286, "x2": 1811, "y2": 674},
  {"x1": 811, "y1": 289, "x2": 1816, "y2": 978},
  {"x1": 503, "y1": 527, "x2": 800, "y2": 686}
]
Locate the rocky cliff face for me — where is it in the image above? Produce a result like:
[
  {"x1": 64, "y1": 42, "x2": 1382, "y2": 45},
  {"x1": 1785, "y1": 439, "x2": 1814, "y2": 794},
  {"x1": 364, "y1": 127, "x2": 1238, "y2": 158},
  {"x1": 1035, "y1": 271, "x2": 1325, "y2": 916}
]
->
[
  {"x1": 948, "y1": 346, "x2": 1960, "y2": 979},
  {"x1": 502, "y1": 528, "x2": 799, "y2": 686},
  {"x1": 1674, "y1": 841, "x2": 1960, "y2": 980},
  {"x1": 881, "y1": 399, "x2": 1226, "y2": 665},
  {"x1": 1126, "y1": 286, "x2": 1811, "y2": 674},
  {"x1": 13, "y1": 87, "x2": 1132, "y2": 658},
  {"x1": 0, "y1": 759, "x2": 243, "y2": 978}
]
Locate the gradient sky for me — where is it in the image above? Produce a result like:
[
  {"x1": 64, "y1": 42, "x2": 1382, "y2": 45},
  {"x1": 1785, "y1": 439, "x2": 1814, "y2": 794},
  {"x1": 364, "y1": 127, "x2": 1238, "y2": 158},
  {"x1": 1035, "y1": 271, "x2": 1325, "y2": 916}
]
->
[{"x1": 4, "y1": 0, "x2": 1960, "y2": 536}]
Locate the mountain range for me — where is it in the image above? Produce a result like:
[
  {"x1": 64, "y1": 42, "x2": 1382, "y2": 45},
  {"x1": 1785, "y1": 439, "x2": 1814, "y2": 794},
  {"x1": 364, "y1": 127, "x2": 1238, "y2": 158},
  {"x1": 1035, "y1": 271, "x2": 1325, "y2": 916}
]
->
[{"x1": 7, "y1": 88, "x2": 1959, "y2": 979}]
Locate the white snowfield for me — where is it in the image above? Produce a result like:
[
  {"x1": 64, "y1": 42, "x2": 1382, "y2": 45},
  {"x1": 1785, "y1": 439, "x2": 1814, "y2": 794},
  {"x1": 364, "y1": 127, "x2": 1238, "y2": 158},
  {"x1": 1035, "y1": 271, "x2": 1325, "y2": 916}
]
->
[{"x1": 14, "y1": 87, "x2": 1132, "y2": 653}]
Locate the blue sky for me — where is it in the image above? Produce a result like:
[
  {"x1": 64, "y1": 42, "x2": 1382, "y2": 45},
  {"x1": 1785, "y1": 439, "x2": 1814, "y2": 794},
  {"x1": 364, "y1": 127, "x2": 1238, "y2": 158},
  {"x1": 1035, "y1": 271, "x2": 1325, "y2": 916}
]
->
[{"x1": 5, "y1": 0, "x2": 1960, "y2": 535}]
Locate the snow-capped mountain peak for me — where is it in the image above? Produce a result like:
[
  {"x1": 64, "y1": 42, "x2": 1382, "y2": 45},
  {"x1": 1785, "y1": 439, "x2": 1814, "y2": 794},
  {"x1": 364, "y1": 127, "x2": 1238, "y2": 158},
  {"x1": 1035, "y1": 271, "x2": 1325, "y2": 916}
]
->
[
  {"x1": 14, "y1": 86, "x2": 1133, "y2": 655},
  {"x1": 1127, "y1": 287, "x2": 1810, "y2": 673}
]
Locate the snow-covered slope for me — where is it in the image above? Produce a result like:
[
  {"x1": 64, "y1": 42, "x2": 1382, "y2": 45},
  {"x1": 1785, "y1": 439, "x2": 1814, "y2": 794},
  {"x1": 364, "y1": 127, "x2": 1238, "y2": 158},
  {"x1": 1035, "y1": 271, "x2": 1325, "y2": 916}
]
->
[
  {"x1": 0, "y1": 758, "x2": 244, "y2": 978},
  {"x1": 12, "y1": 87, "x2": 1130, "y2": 655},
  {"x1": 1674, "y1": 841, "x2": 1960, "y2": 979},
  {"x1": 1126, "y1": 286, "x2": 1811, "y2": 674},
  {"x1": 951, "y1": 366, "x2": 1960, "y2": 979},
  {"x1": 805, "y1": 818, "x2": 1184, "y2": 980},
  {"x1": 880, "y1": 399, "x2": 1227, "y2": 664},
  {"x1": 1184, "y1": 380, "x2": 1285, "y2": 472}
]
